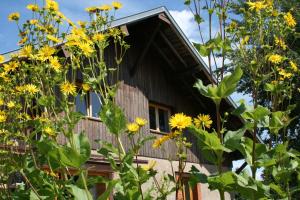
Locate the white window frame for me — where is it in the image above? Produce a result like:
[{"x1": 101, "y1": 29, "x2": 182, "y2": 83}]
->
[
  {"x1": 149, "y1": 103, "x2": 171, "y2": 133},
  {"x1": 76, "y1": 91, "x2": 102, "y2": 120}
]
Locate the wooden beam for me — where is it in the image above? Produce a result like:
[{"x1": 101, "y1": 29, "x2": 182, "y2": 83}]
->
[
  {"x1": 180, "y1": 79, "x2": 209, "y2": 112},
  {"x1": 152, "y1": 42, "x2": 175, "y2": 70},
  {"x1": 159, "y1": 31, "x2": 187, "y2": 67},
  {"x1": 120, "y1": 25, "x2": 129, "y2": 36},
  {"x1": 158, "y1": 13, "x2": 171, "y2": 25},
  {"x1": 130, "y1": 23, "x2": 161, "y2": 76},
  {"x1": 171, "y1": 65, "x2": 202, "y2": 78}
]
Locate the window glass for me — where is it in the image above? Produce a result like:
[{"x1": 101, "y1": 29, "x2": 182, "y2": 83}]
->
[
  {"x1": 75, "y1": 94, "x2": 87, "y2": 115},
  {"x1": 90, "y1": 92, "x2": 102, "y2": 118},
  {"x1": 159, "y1": 108, "x2": 169, "y2": 132},
  {"x1": 149, "y1": 106, "x2": 156, "y2": 130}
]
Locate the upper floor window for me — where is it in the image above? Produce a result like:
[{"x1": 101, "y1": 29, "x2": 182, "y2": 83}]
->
[
  {"x1": 149, "y1": 103, "x2": 171, "y2": 133},
  {"x1": 75, "y1": 91, "x2": 102, "y2": 118}
]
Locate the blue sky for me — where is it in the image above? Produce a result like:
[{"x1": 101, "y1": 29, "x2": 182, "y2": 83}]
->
[{"x1": 0, "y1": 0, "x2": 190, "y2": 54}]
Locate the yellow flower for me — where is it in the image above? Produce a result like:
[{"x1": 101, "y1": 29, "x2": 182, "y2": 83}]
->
[
  {"x1": 46, "y1": 35, "x2": 61, "y2": 43},
  {"x1": 78, "y1": 42, "x2": 94, "y2": 57},
  {"x1": 85, "y1": 7, "x2": 98, "y2": 13},
  {"x1": 46, "y1": 0, "x2": 59, "y2": 11},
  {"x1": 82, "y1": 83, "x2": 90, "y2": 92},
  {"x1": 112, "y1": 1, "x2": 123, "y2": 10},
  {"x1": 169, "y1": 113, "x2": 192, "y2": 130},
  {"x1": 284, "y1": 12, "x2": 297, "y2": 28},
  {"x1": 60, "y1": 81, "x2": 77, "y2": 96},
  {"x1": 135, "y1": 117, "x2": 147, "y2": 126},
  {"x1": 7, "y1": 101, "x2": 15, "y2": 109},
  {"x1": 241, "y1": 35, "x2": 250, "y2": 45},
  {"x1": 38, "y1": 45, "x2": 55, "y2": 61},
  {"x1": 127, "y1": 123, "x2": 140, "y2": 133},
  {"x1": 92, "y1": 33, "x2": 106, "y2": 42},
  {"x1": 0, "y1": 111, "x2": 7, "y2": 123},
  {"x1": 25, "y1": 84, "x2": 39, "y2": 95},
  {"x1": 44, "y1": 126, "x2": 55, "y2": 136},
  {"x1": 49, "y1": 56, "x2": 61, "y2": 72},
  {"x1": 18, "y1": 37, "x2": 28, "y2": 46},
  {"x1": 268, "y1": 54, "x2": 283, "y2": 64},
  {"x1": 27, "y1": 4, "x2": 39, "y2": 12},
  {"x1": 19, "y1": 45, "x2": 33, "y2": 57},
  {"x1": 3, "y1": 61, "x2": 19, "y2": 72},
  {"x1": 29, "y1": 19, "x2": 38, "y2": 25},
  {"x1": 98, "y1": 5, "x2": 112, "y2": 11},
  {"x1": 142, "y1": 160, "x2": 156, "y2": 171},
  {"x1": 152, "y1": 135, "x2": 170, "y2": 149},
  {"x1": 247, "y1": 1, "x2": 267, "y2": 12},
  {"x1": 0, "y1": 72, "x2": 10, "y2": 82},
  {"x1": 8, "y1": 12, "x2": 20, "y2": 21},
  {"x1": 194, "y1": 114, "x2": 213, "y2": 129},
  {"x1": 278, "y1": 68, "x2": 293, "y2": 80},
  {"x1": 274, "y1": 36, "x2": 287, "y2": 50},
  {"x1": 0, "y1": 99, "x2": 4, "y2": 106},
  {"x1": 290, "y1": 61, "x2": 298, "y2": 72},
  {"x1": 0, "y1": 55, "x2": 5, "y2": 63},
  {"x1": 77, "y1": 21, "x2": 87, "y2": 28}
]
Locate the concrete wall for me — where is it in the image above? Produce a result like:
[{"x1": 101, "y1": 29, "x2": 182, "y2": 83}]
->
[{"x1": 137, "y1": 156, "x2": 232, "y2": 200}]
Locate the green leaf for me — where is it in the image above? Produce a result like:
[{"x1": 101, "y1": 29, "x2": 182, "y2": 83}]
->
[
  {"x1": 194, "y1": 67, "x2": 243, "y2": 106},
  {"x1": 232, "y1": 100, "x2": 247, "y2": 116},
  {"x1": 189, "y1": 166, "x2": 208, "y2": 187},
  {"x1": 189, "y1": 126, "x2": 231, "y2": 164},
  {"x1": 68, "y1": 185, "x2": 92, "y2": 200},
  {"x1": 72, "y1": 132, "x2": 91, "y2": 165},
  {"x1": 194, "y1": 43, "x2": 209, "y2": 56},
  {"x1": 217, "y1": 66, "x2": 243, "y2": 98},
  {"x1": 100, "y1": 101, "x2": 127, "y2": 135},
  {"x1": 269, "y1": 111, "x2": 285, "y2": 135},
  {"x1": 194, "y1": 14, "x2": 204, "y2": 24},
  {"x1": 224, "y1": 127, "x2": 246, "y2": 151}
]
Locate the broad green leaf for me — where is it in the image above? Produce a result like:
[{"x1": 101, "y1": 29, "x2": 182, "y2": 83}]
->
[
  {"x1": 224, "y1": 127, "x2": 246, "y2": 151},
  {"x1": 100, "y1": 101, "x2": 127, "y2": 135},
  {"x1": 194, "y1": 67, "x2": 243, "y2": 106},
  {"x1": 68, "y1": 185, "x2": 92, "y2": 200},
  {"x1": 232, "y1": 100, "x2": 247, "y2": 116},
  {"x1": 58, "y1": 146, "x2": 84, "y2": 168},
  {"x1": 194, "y1": 43, "x2": 209, "y2": 56},
  {"x1": 189, "y1": 126, "x2": 231, "y2": 164},
  {"x1": 72, "y1": 132, "x2": 91, "y2": 165},
  {"x1": 189, "y1": 166, "x2": 208, "y2": 187}
]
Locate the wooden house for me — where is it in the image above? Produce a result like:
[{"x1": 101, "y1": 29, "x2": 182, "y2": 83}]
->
[
  {"x1": 69, "y1": 7, "x2": 248, "y2": 200},
  {"x1": 1, "y1": 7, "x2": 256, "y2": 200}
]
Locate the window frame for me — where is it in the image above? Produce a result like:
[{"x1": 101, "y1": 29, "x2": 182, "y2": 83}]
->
[
  {"x1": 176, "y1": 173, "x2": 202, "y2": 200},
  {"x1": 149, "y1": 103, "x2": 171, "y2": 134},
  {"x1": 75, "y1": 91, "x2": 102, "y2": 121}
]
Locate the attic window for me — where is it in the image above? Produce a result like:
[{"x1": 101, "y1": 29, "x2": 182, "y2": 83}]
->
[
  {"x1": 75, "y1": 91, "x2": 102, "y2": 118},
  {"x1": 149, "y1": 103, "x2": 171, "y2": 133}
]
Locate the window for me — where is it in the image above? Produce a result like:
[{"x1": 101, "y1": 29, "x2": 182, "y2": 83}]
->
[
  {"x1": 149, "y1": 103, "x2": 171, "y2": 133},
  {"x1": 177, "y1": 174, "x2": 201, "y2": 200},
  {"x1": 75, "y1": 92, "x2": 102, "y2": 118}
]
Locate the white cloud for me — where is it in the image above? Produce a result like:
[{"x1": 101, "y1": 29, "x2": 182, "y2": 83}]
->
[{"x1": 170, "y1": 9, "x2": 199, "y2": 43}]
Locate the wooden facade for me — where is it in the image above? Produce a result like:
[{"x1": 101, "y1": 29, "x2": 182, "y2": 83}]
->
[{"x1": 70, "y1": 12, "x2": 243, "y2": 167}]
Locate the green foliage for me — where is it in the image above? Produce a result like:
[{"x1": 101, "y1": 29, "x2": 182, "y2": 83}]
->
[
  {"x1": 194, "y1": 66, "x2": 243, "y2": 106},
  {"x1": 100, "y1": 101, "x2": 127, "y2": 136}
]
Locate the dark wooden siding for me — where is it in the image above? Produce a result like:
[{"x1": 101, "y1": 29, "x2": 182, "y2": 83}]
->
[{"x1": 72, "y1": 18, "x2": 242, "y2": 166}]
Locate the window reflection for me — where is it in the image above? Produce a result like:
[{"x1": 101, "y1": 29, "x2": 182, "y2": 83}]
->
[{"x1": 90, "y1": 92, "x2": 102, "y2": 118}]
